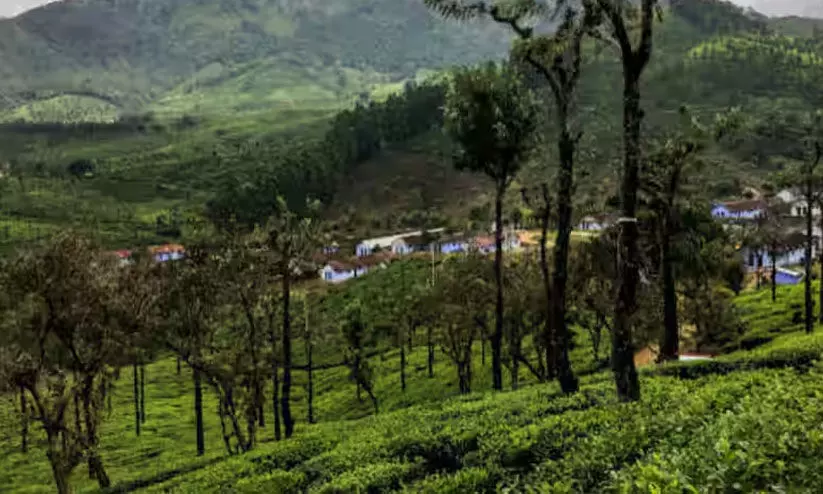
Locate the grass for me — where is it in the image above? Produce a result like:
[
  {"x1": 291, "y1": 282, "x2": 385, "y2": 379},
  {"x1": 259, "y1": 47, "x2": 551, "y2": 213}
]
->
[{"x1": 3, "y1": 280, "x2": 823, "y2": 492}]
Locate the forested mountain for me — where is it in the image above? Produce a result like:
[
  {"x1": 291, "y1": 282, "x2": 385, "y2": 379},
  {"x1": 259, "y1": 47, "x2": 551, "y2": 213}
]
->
[
  {"x1": 0, "y1": 0, "x2": 822, "y2": 250},
  {"x1": 0, "y1": 0, "x2": 509, "y2": 113}
]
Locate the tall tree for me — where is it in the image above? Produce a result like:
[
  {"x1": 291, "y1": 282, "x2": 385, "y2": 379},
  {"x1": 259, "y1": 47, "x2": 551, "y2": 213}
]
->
[
  {"x1": 266, "y1": 198, "x2": 321, "y2": 438},
  {"x1": 640, "y1": 108, "x2": 737, "y2": 361},
  {"x1": 443, "y1": 63, "x2": 540, "y2": 391},
  {"x1": 426, "y1": 0, "x2": 598, "y2": 396},
  {"x1": 779, "y1": 113, "x2": 823, "y2": 334},
  {"x1": 342, "y1": 301, "x2": 379, "y2": 413},
  {"x1": 593, "y1": 0, "x2": 660, "y2": 402},
  {"x1": 433, "y1": 254, "x2": 494, "y2": 394},
  {"x1": 0, "y1": 234, "x2": 157, "y2": 493},
  {"x1": 162, "y1": 245, "x2": 222, "y2": 456}
]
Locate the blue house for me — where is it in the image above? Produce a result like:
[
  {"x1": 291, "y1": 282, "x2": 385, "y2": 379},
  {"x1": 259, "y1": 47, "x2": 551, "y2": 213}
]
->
[
  {"x1": 775, "y1": 268, "x2": 804, "y2": 285},
  {"x1": 711, "y1": 199, "x2": 766, "y2": 220},
  {"x1": 439, "y1": 237, "x2": 468, "y2": 254},
  {"x1": 743, "y1": 246, "x2": 806, "y2": 271}
]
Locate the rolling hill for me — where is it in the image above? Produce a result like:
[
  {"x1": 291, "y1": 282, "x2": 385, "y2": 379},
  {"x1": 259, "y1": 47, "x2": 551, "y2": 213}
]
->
[
  {"x1": 0, "y1": 0, "x2": 821, "y2": 253},
  {"x1": 0, "y1": 0, "x2": 510, "y2": 118}
]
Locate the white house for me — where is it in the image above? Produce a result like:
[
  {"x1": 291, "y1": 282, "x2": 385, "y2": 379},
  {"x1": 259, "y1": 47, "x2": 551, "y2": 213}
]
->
[
  {"x1": 319, "y1": 253, "x2": 393, "y2": 283},
  {"x1": 319, "y1": 261, "x2": 357, "y2": 283},
  {"x1": 577, "y1": 214, "x2": 616, "y2": 232},
  {"x1": 355, "y1": 228, "x2": 445, "y2": 257}
]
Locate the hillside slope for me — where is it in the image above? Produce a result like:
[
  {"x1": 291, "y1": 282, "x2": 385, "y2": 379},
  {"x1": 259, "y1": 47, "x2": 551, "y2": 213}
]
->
[{"x1": 0, "y1": 0, "x2": 509, "y2": 116}]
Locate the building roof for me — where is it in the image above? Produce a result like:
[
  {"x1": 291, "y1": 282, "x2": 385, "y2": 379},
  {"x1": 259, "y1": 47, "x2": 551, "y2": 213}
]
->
[
  {"x1": 325, "y1": 260, "x2": 356, "y2": 272},
  {"x1": 149, "y1": 243, "x2": 185, "y2": 254},
  {"x1": 473, "y1": 235, "x2": 496, "y2": 248},
  {"x1": 579, "y1": 212, "x2": 619, "y2": 225},
  {"x1": 517, "y1": 231, "x2": 537, "y2": 246},
  {"x1": 716, "y1": 199, "x2": 766, "y2": 213},
  {"x1": 776, "y1": 268, "x2": 804, "y2": 279},
  {"x1": 356, "y1": 252, "x2": 394, "y2": 268},
  {"x1": 114, "y1": 249, "x2": 132, "y2": 259},
  {"x1": 357, "y1": 228, "x2": 446, "y2": 250}
]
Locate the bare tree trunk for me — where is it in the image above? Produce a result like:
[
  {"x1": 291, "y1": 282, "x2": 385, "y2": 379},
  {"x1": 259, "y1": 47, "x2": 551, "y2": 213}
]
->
[
  {"x1": 819, "y1": 212, "x2": 823, "y2": 323},
  {"x1": 140, "y1": 365, "x2": 146, "y2": 424},
  {"x1": 660, "y1": 217, "x2": 679, "y2": 362},
  {"x1": 133, "y1": 364, "x2": 140, "y2": 437},
  {"x1": 552, "y1": 129, "x2": 580, "y2": 394},
  {"x1": 756, "y1": 250, "x2": 763, "y2": 290},
  {"x1": 281, "y1": 271, "x2": 294, "y2": 438},
  {"x1": 307, "y1": 335, "x2": 315, "y2": 424},
  {"x1": 427, "y1": 326, "x2": 435, "y2": 378},
  {"x1": 457, "y1": 362, "x2": 471, "y2": 394},
  {"x1": 83, "y1": 376, "x2": 110, "y2": 488},
  {"x1": 771, "y1": 246, "x2": 777, "y2": 303},
  {"x1": 49, "y1": 457, "x2": 71, "y2": 494},
  {"x1": 538, "y1": 184, "x2": 555, "y2": 381},
  {"x1": 177, "y1": 357, "x2": 181, "y2": 375},
  {"x1": 613, "y1": 75, "x2": 642, "y2": 403},
  {"x1": 272, "y1": 360, "x2": 281, "y2": 440},
  {"x1": 510, "y1": 345, "x2": 519, "y2": 391},
  {"x1": 20, "y1": 387, "x2": 27, "y2": 454},
  {"x1": 194, "y1": 368, "x2": 205, "y2": 456},
  {"x1": 492, "y1": 186, "x2": 505, "y2": 391},
  {"x1": 806, "y1": 191, "x2": 814, "y2": 334},
  {"x1": 400, "y1": 343, "x2": 407, "y2": 392}
]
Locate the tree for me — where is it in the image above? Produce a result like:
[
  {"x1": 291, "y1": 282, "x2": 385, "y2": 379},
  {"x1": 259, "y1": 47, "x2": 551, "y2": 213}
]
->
[
  {"x1": 443, "y1": 63, "x2": 540, "y2": 391},
  {"x1": 341, "y1": 301, "x2": 379, "y2": 413},
  {"x1": 639, "y1": 108, "x2": 738, "y2": 361},
  {"x1": 266, "y1": 198, "x2": 321, "y2": 438},
  {"x1": 0, "y1": 234, "x2": 155, "y2": 493},
  {"x1": 162, "y1": 244, "x2": 222, "y2": 457},
  {"x1": 593, "y1": 0, "x2": 661, "y2": 402},
  {"x1": 778, "y1": 112, "x2": 823, "y2": 334},
  {"x1": 426, "y1": 0, "x2": 599, "y2": 397},
  {"x1": 433, "y1": 254, "x2": 494, "y2": 394}
]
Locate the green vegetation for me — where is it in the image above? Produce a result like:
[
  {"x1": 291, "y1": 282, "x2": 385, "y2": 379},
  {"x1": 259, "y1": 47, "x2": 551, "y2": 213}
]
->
[
  {"x1": 3, "y1": 281, "x2": 823, "y2": 492},
  {"x1": 4, "y1": 0, "x2": 823, "y2": 492}
]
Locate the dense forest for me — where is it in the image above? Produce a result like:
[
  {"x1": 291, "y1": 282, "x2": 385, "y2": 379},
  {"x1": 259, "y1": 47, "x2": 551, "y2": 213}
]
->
[{"x1": 4, "y1": 0, "x2": 823, "y2": 493}]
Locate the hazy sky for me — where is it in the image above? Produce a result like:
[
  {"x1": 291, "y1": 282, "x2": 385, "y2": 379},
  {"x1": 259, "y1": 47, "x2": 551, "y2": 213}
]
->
[{"x1": 0, "y1": 0, "x2": 821, "y2": 19}]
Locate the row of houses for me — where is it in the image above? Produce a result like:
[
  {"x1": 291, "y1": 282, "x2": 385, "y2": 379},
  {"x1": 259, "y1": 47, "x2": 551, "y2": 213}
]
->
[
  {"x1": 109, "y1": 243, "x2": 186, "y2": 265},
  {"x1": 320, "y1": 229, "x2": 528, "y2": 283}
]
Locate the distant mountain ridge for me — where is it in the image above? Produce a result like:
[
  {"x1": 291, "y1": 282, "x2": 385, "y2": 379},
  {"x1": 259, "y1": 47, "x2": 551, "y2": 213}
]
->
[
  {"x1": 0, "y1": 0, "x2": 820, "y2": 123},
  {"x1": 0, "y1": 0, "x2": 510, "y2": 114}
]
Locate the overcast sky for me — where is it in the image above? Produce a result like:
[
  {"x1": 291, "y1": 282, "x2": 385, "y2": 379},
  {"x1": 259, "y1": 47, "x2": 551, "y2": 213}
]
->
[{"x1": 0, "y1": 0, "x2": 821, "y2": 19}]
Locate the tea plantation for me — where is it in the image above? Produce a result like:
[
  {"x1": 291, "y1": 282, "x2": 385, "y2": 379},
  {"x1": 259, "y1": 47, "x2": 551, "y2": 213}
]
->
[{"x1": 2, "y1": 282, "x2": 823, "y2": 493}]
